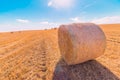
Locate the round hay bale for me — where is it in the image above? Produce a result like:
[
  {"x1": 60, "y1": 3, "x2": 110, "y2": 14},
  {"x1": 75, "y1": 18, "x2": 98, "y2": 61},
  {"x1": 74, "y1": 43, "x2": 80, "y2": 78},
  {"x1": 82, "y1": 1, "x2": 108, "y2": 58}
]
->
[{"x1": 58, "y1": 23, "x2": 106, "y2": 65}]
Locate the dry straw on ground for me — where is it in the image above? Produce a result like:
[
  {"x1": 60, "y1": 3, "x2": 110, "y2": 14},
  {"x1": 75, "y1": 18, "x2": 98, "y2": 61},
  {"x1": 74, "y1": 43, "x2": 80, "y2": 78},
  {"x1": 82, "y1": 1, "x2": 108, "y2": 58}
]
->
[
  {"x1": 0, "y1": 24, "x2": 120, "y2": 79},
  {"x1": 58, "y1": 23, "x2": 106, "y2": 65}
]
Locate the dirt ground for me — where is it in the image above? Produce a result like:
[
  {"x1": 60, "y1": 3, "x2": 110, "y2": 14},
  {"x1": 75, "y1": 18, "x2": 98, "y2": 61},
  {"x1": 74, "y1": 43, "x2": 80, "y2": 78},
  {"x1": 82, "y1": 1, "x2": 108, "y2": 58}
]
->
[{"x1": 0, "y1": 24, "x2": 120, "y2": 80}]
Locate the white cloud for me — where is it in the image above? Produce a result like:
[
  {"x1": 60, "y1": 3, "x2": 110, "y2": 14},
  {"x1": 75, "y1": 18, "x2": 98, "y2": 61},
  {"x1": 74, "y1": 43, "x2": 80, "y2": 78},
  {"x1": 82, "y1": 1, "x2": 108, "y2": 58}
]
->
[
  {"x1": 38, "y1": 21, "x2": 60, "y2": 28},
  {"x1": 70, "y1": 16, "x2": 120, "y2": 24},
  {"x1": 16, "y1": 19, "x2": 29, "y2": 23},
  {"x1": 0, "y1": 20, "x2": 61, "y2": 32},
  {"x1": 48, "y1": 0, "x2": 75, "y2": 9},
  {"x1": 48, "y1": 1, "x2": 52, "y2": 6},
  {"x1": 82, "y1": 1, "x2": 97, "y2": 10},
  {"x1": 70, "y1": 17, "x2": 86, "y2": 23},
  {"x1": 91, "y1": 16, "x2": 120, "y2": 24},
  {"x1": 1, "y1": 16, "x2": 120, "y2": 32},
  {"x1": 39, "y1": 21, "x2": 49, "y2": 24}
]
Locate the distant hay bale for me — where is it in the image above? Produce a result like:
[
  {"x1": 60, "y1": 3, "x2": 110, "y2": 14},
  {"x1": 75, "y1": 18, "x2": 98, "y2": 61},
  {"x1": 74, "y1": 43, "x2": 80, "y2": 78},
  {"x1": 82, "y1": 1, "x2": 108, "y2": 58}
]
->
[
  {"x1": 10, "y1": 32, "x2": 14, "y2": 34},
  {"x1": 58, "y1": 23, "x2": 106, "y2": 65}
]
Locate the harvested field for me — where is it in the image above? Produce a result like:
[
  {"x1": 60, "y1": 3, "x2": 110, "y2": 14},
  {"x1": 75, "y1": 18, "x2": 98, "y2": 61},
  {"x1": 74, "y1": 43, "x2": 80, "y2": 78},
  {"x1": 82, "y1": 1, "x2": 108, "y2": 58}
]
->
[{"x1": 0, "y1": 24, "x2": 120, "y2": 80}]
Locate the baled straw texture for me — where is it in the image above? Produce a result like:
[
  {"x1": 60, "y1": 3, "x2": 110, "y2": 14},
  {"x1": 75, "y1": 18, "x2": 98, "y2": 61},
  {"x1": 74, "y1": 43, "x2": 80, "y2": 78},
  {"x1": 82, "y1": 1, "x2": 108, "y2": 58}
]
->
[{"x1": 58, "y1": 23, "x2": 106, "y2": 65}]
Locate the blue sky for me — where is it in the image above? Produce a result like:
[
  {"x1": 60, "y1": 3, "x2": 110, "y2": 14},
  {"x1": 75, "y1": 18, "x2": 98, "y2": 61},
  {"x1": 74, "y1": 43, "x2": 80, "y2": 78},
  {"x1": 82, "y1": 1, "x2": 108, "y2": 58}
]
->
[{"x1": 0, "y1": 0, "x2": 120, "y2": 32}]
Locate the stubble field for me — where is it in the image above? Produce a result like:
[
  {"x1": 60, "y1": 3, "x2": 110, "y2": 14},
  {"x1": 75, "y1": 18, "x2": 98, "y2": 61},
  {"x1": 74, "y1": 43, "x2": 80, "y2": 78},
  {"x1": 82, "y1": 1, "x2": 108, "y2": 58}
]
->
[{"x1": 0, "y1": 24, "x2": 120, "y2": 80}]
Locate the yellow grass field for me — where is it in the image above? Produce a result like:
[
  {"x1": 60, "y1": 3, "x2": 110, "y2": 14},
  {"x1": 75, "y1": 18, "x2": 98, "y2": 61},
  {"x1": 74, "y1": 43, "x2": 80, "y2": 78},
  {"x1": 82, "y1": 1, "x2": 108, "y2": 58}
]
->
[{"x1": 0, "y1": 24, "x2": 120, "y2": 80}]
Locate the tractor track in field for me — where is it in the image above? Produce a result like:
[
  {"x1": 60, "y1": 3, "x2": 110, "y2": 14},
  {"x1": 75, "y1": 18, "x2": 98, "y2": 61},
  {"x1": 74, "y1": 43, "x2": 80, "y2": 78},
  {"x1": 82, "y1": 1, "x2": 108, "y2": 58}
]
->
[
  {"x1": 0, "y1": 28, "x2": 120, "y2": 80},
  {"x1": 0, "y1": 35, "x2": 51, "y2": 80},
  {"x1": 107, "y1": 39, "x2": 120, "y2": 44}
]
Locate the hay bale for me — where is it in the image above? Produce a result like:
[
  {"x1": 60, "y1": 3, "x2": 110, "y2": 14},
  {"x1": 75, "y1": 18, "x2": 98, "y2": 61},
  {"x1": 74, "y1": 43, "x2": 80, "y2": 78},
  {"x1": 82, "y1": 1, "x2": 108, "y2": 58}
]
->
[{"x1": 58, "y1": 23, "x2": 106, "y2": 65}]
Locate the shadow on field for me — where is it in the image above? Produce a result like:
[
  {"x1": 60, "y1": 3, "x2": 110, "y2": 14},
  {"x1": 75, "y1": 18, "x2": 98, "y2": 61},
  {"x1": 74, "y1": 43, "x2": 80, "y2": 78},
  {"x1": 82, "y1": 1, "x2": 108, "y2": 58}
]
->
[{"x1": 53, "y1": 59, "x2": 119, "y2": 80}]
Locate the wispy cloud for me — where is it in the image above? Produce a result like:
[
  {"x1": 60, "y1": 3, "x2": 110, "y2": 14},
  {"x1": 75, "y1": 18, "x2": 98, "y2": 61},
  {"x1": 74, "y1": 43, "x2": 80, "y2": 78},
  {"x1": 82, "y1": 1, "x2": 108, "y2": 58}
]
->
[
  {"x1": 38, "y1": 21, "x2": 60, "y2": 28},
  {"x1": 48, "y1": 0, "x2": 75, "y2": 9},
  {"x1": 39, "y1": 21, "x2": 49, "y2": 24},
  {"x1": 70, "y1": 16, "x2": 120, "y2": 24},
  {"x1": 70, "y1": 17, "x2": 86, "y2": 23},
  {"x1": 1, "y1": 16, "x2": 120, "y2": 32},
  {"x1": 75, "y1": 0, "x2": 97, "y2": 13},
  {"x1": 16, "y1": 19, "x2": 29, "y2": 23},
  {"x1": 83, "y1": 0, "x2": 97, "y2": 9},
  {"x1": 91, "y1": 16, "x2": 120, "y2": 24},
  {"x1": 0, "y1": 20, "x2": 61, "y2": 32}
]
